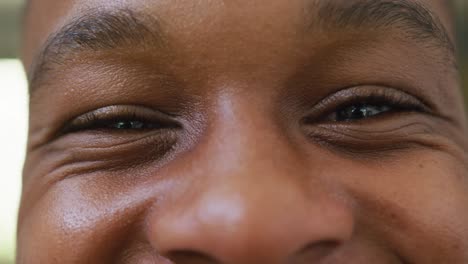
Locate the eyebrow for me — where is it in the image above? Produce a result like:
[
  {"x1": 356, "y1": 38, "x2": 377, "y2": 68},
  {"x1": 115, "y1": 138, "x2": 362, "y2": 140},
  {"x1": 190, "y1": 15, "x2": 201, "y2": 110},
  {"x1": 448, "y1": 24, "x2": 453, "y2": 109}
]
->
[
  {"x1": 28, "y1": 8, "x2": 165, "y2": 91},
  {"x1": 28, "y1": 0, "x2": 456, "y2": 94},
  {"x1": 315, "y1": 0, "x2": 455, "y2": 56}
]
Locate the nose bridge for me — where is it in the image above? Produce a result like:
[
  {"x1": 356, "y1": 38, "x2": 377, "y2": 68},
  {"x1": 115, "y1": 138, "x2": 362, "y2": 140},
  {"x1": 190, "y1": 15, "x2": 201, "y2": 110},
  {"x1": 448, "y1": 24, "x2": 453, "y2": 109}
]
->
[
  {"x1": 207, "y1": 90, "x2": 300, "y2": 181},
  {"x1": 147, "y1": 93, "x2": 355, "y2": 263}
]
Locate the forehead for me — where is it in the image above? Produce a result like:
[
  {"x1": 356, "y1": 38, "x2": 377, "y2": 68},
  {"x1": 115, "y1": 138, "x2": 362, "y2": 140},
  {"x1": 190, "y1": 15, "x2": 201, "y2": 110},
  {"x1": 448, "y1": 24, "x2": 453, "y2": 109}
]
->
[{"x1": 22, "y1": 0, "x2": 454, "y2": 69}]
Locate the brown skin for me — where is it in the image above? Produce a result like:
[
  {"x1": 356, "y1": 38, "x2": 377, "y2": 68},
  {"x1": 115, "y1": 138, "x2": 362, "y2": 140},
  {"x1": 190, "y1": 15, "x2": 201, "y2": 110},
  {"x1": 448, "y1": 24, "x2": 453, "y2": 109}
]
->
[{"x1": 18, "y1": 0, "x2": 468, "y2": 263}]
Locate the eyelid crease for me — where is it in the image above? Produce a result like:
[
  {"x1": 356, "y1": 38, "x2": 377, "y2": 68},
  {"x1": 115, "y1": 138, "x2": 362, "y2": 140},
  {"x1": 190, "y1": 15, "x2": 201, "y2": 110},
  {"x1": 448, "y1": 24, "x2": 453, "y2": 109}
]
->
[
  {"x1": 302, "y1": 85, "x2": 438, "y2": 124},
  {"x1": 59, "y1": 105, "x2": 181, "y2": 135}
]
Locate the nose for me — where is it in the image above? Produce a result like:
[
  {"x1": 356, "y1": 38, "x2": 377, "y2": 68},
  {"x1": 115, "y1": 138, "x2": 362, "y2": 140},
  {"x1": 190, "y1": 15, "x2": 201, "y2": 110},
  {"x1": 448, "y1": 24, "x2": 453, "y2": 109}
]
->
[
  {"x1": 149, "y1": 183, "x2": 354, "y2": 264},
  {"x1": 146, "y1": 97, "x2": 355, "y2": 264}
]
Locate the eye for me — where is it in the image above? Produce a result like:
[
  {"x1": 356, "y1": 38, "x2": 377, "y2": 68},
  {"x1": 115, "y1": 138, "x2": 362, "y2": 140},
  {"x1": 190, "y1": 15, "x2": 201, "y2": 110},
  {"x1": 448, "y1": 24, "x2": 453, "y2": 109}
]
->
[
  {"x1": 113, "y1": 121, "x2": 145, "y2": 130},
  {"x1": 335, "y1": 103, "x2": 392, "y2": 121},
  {"x1": 93, "y1": 120, "x2": 163, "y2": 130},
  {"x1": 310, "y1": 86, "x2": 431, "y2": 123},
  {"x1": 61, "y1": 105, "x2": 179, "y2": 134}
]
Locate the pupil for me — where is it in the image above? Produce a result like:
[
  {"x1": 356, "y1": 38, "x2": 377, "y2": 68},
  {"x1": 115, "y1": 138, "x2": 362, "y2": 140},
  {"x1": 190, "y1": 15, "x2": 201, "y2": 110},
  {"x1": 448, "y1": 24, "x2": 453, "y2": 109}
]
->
[
  {"x1": 114, "y1": 121, "x2": 145, "y2": 129},
  {"x1": 337, "y1": 104, "x2": 390, "y2": 121}
]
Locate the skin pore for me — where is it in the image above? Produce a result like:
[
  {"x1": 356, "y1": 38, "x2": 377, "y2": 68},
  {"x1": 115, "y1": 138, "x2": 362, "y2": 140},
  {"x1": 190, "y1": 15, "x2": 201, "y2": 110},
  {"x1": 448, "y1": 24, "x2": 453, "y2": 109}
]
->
[{"x1": 19, "y1": 0, "x2": 468, "y2": 263}]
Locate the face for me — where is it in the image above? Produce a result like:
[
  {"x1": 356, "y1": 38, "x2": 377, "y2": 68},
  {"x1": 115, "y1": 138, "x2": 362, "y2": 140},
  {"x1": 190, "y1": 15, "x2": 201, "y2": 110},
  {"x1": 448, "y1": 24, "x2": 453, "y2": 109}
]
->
[{"x1": 18, "y1": 0, "x2": 468, "y2": 263}]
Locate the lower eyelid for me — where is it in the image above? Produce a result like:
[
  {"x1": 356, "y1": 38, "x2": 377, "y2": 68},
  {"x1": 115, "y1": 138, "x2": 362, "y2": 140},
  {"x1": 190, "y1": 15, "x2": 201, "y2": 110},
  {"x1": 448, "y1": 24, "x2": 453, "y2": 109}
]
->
[
  {"x1": 55, "y1": 129, "x2": 178, "y2": 149},
  {"x1": 46, "y1": 130, "x2": 179, "y2": 174},
  {"x1": 302, "y1": 117, "x2": 438, "y2": 156}
]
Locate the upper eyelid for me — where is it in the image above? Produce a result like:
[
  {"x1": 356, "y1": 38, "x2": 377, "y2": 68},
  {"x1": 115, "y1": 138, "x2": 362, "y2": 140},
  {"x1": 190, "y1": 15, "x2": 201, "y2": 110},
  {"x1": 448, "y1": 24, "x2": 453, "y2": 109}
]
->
[
  {"x1": 60, "y1": 105, "x2": 180, "y2": 134},
  {"x1": 56, "y1": 87, "x2": 441, "y2": 134},
  {"x1": 301, "y1": 85, "x2": 433, "y2": 123},
  {"x1": 318, "y1": 86, "x2": 430, "y2": 110}
]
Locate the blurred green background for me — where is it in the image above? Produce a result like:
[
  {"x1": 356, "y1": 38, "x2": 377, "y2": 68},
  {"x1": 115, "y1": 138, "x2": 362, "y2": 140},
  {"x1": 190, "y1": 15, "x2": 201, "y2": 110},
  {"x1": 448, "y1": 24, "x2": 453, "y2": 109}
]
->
[
  {"x1": 459, "y1": 2, "x2": 468, "y2": 104},
  {"x1": 0, "y1": 1, "x2": 467, "y2": 264}
]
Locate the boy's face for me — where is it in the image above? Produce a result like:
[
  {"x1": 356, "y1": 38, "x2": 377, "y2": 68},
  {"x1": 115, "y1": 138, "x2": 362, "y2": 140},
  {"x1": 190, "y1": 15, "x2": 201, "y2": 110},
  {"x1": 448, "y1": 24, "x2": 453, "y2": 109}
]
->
[{"x1": 19, "y1": 0, "x2": 468, "y2": 263}]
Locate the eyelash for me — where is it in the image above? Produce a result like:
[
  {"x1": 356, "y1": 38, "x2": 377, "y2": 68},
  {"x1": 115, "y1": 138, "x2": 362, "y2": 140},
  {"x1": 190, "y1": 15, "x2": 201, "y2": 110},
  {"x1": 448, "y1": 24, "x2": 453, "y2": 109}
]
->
[
  {"x1": 61, "y1": 87, "x2": 429, "y2": 134},
  {"x1": 310, "y1": 86, "x2": 431, "y2": 123},
  {"x1": 61, "y1": 105, "x2": 179, "y2": 134}
]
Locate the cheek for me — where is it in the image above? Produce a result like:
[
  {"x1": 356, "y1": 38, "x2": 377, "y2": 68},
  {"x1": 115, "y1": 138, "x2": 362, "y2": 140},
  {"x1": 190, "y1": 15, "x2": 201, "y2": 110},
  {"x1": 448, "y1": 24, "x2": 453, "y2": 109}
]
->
[
  {"x1": 17, "y1": 145, "x2": 468, "y2": 263},
  {"x1": 341, "y1": 151, "x2": 468, "y2": 262},
  {"x1": 16, "y1": 175, "x2": 170, "y2": 263}
]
